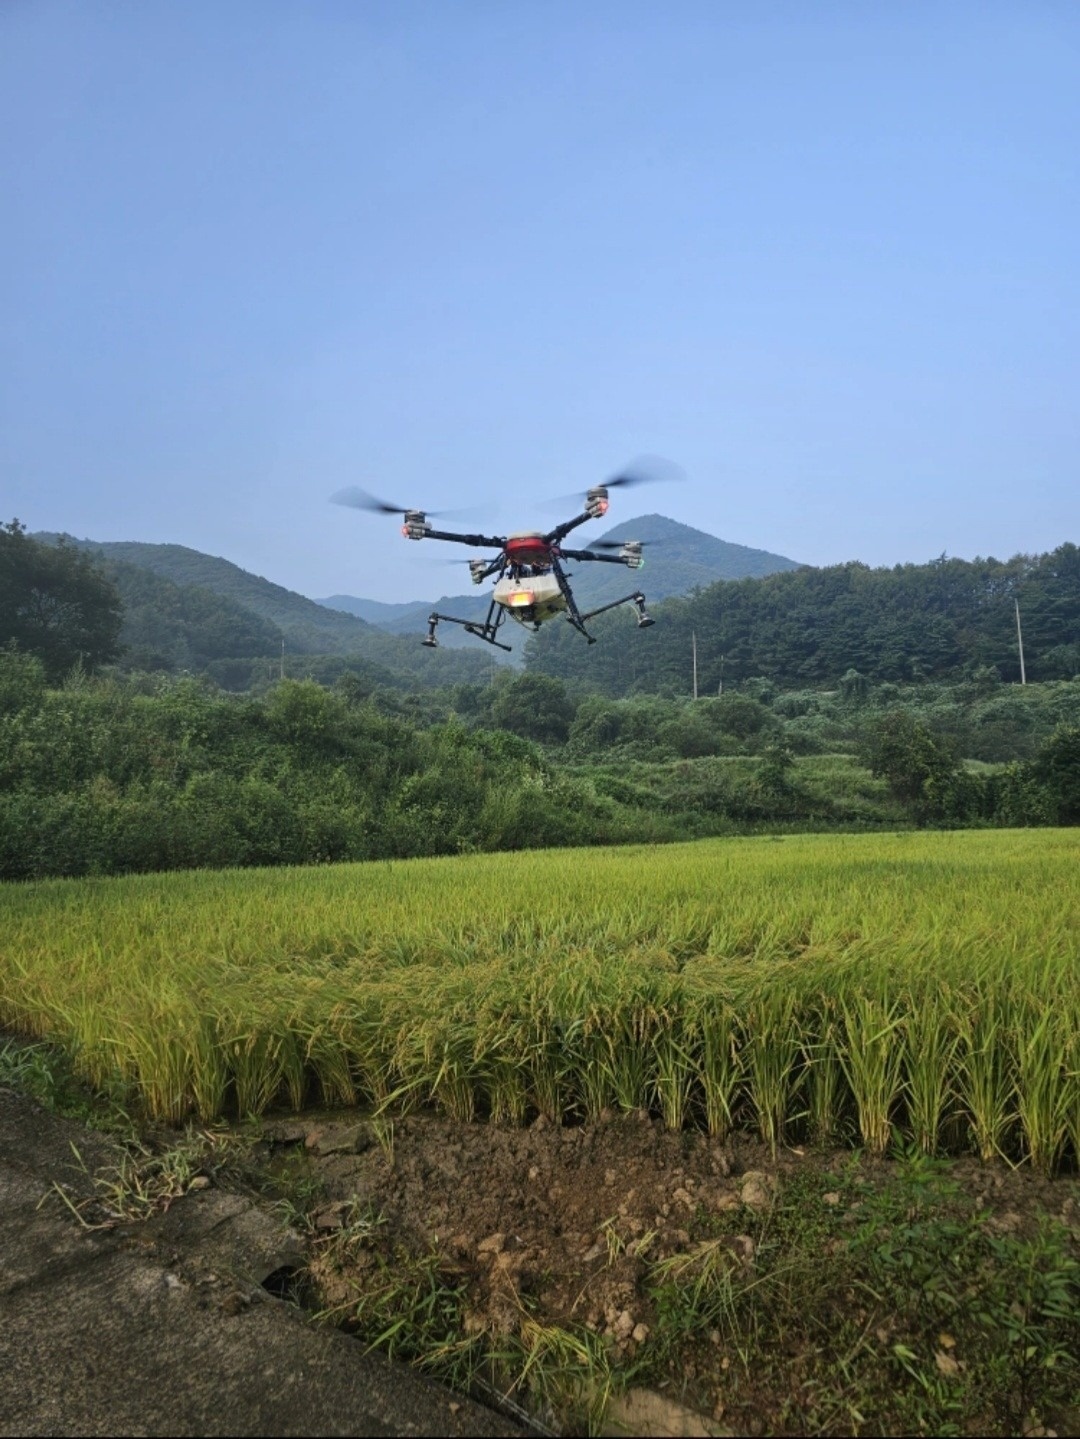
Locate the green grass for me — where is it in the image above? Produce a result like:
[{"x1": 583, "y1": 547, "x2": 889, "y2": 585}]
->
[
  {"x1": 641, "y1": 1152, "x2": 1079, "y2": 1436},
  {"x1": 1, "y1": 830, "x2": 1078, "y2": 1169}
]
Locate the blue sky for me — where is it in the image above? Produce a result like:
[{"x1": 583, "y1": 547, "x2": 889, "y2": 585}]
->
[{"x1": 2, "y1": 1, "x2": 1077, "y2": 601}]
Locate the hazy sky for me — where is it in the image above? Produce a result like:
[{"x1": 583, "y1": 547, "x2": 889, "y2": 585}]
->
[{"x1": 3, "y1": 1, "x2": 1077, "y2": 601}]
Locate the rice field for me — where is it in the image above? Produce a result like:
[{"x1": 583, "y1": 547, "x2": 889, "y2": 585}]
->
[{"x1": 2, "y1": 830, "x2": 1078, "y2": 1172}]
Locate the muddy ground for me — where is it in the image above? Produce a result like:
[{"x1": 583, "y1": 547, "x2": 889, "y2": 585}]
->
[{"x1": 251, "y1": 1108, "x2": 1080, "y2": 1436}]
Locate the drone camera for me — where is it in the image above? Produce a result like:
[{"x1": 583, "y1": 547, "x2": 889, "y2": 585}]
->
[
  {"x1": 585, "y1": 486, "x2": 609, "y2": 519},
  {"x1": 402, "y1": 510, "x2": 429, "y2": 540}
]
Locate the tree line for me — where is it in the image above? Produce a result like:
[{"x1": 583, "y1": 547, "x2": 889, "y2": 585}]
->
[
  {"x1": 529, "y1": 544, "x2": 1080, "y2": 692},
  {"x1": 1, "y1": 649, "x2": 1077, "y2": 882}
]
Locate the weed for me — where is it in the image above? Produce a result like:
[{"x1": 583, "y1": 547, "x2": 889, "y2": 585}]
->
[
  {"x1": 0, "y1": 1035, "x2": 134, "y2": 1134},
  {"x1": 636, "y1": 1154, "x2": 1079, "y2": 1436},
  {"x1": 54, "y1": 1125, "x2": 247, "y2": 1228}
]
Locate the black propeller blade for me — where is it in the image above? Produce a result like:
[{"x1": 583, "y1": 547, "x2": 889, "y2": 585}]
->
[
  {"x1": 539, "y1": 455, "x2": 685, "y2": 511},
  {"x1": 584, "y1": 538, "x2": 662, "y2": 552},
  {"x1": 330, "y1": 486, "x2": 417, "y2": 515},
  {"x1": 329, "y1": 487, "x2": 492, "y2": 521},
  {"x1": 602, "y1": 455, "x2": 686, "y2": 490}
]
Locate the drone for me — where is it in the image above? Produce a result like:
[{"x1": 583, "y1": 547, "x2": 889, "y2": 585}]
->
[{"x1": 331, "y1": 463, "x2": 674, "y2": 651}]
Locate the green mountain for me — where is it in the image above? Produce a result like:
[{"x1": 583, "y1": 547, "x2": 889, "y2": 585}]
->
[
  {"x1": 107, "y1": 559, "x2": 284, "y2": 672},
  {"x1": 528, "y1": 543, "x2": 1080, "y2": 693},
  {"x1": 32, "y1": 535, "x2": 497, "y2": 687},
  {"x1": 36, "y1": 538, "x2": 374, "y2": 653},
  {"x1": 319, "y1": 515, "x2": 799, "y2": 658},
  {"x1": 558, "y1": 513, "x2": 801, "y2": 605}
]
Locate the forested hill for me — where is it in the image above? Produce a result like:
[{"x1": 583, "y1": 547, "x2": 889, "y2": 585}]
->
[
  {"x1": 108, "y1": 559, "x2": 283, "y2": 673},
  {"x1": 36, "y1": 537, "x2": 371, "y2": 653},
  {"x1": 320, "y1": 515, "x2": 799, "y2": 640},
  {"x1": 527, "y1": 544, "x2": 1080, "y2": 693},
  {"x1": 591, "y1": 513, "x2": 800, "y2": 587},
  {"x1": 33, "y1": 535, "x2": 497, "y2": 687}
]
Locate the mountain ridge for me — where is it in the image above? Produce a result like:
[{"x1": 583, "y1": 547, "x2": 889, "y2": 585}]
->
[{"x1": 30, "y1": 533, "x2": 498, "y2": 685}]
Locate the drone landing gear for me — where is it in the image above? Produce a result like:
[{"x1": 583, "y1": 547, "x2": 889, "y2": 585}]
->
[
  {"x1": 550, "y1": 554, "x2": 598, "y2": 643},
  {"x1": 574, "y1": 590, "x2": 654, "y2": 633},
  {"x1": 423, "y1": 601, "x2": 512, "y2": 652}
]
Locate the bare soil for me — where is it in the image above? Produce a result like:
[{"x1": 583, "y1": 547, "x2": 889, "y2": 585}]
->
[{"x1": 254, "y1": 1108, "x2": 1080, "y2": 1436}]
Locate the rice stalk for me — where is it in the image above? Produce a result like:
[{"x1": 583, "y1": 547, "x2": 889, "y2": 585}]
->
[
  {"x1": 903, "y1": 990, "x2": 959, "y2": 1154},
  {"x1": 957, "y1": 990, "x2": 1017, "y2": 1162},
  {"x1": 744, "y1": 989, "x2": 802, "y2": 1156},
  {"x1": 1014, "y1": 997, "x2": 1070, "y2": 1175},
  {"x1": 838, "y1": 992, "x2": 905, "y2": 1154}
]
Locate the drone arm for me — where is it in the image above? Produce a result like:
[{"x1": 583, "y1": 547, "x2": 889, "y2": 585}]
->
[
  {"x1": 558, "y1": 548, "x2": 633, "y2": 565},
  {"x1": 422, "y1": 527, "x2": 507, "y2": 549},
  {"x1": 544, "y1": 509, "x2": 597, "y2": 545}
]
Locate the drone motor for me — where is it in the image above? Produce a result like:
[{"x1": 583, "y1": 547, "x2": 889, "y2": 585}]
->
[{"x1": 585, "y1": 486, "x2": 609, "y2": 518}]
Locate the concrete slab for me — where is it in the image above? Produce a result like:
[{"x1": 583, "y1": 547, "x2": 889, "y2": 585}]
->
[{"x1": 0, "y1": 1091, "x2": 519, "y2": 1437}]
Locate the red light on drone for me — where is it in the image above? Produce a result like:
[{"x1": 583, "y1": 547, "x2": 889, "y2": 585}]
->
[{"x1": 597, "y1": 498, "x2": 609, "y2": 515}]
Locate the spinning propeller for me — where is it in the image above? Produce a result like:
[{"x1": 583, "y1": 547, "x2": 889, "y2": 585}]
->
[
  {"x1": 330, "y1": 487, "x2": 448, "y2": 517},
  {"x1": 540, "y1": 455, "x2": 684, "y2": 511},
  {"x1": 330, "y1": 487, "x2": 491, "y2": 522},
  {"x1": 601, "y1": 455, "x2": 685, "y2": 490}
]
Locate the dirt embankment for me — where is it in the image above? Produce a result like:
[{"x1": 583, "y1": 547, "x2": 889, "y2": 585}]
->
[{"x1": 271, "y1": 1108, "x2": 1080, "y2": 1436}]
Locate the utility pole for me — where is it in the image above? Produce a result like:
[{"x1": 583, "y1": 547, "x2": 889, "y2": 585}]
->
[
  {"x1": 692, "y1": 631, "x2": 698, "y2": 700},
  {"x1": 280, "y1": 639, "x2": 285, "y2": 681},
  {"x1": 718, "y1": 653, "x2": 725, "y2": 696},
  {"x1": 1015, "y1": 599, "x2": 1026, "y2": 685}
]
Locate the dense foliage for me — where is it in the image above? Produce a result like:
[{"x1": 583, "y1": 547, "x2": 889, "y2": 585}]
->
[
  {"x1": 0, "y1": 660, "x2": 690, "y2": 879},
  {"x1": 529, "y1": 544, "x2": 1080, "y2": 692},
  {"x1": 1, "y1": 521, "x2": 123, "y2": 679},
  {"x1": 1, "y1": 642, "x2": 1077, "y2": 881}
]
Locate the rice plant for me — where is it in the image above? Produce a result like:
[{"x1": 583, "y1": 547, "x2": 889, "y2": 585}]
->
[
  {"x1": 838, "y1": 991, "x2": 906, "y2": 1155},
  {"x1": 1, "y1": 830, "x2": 1077, "y2": 1172}
]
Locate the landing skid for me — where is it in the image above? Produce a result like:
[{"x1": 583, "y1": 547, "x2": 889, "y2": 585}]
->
[
  {"x1": 421, "y1": 577, "x2": 654, "y2": 650},
  {"x1": 423, "y1": 598, "x2": 513, "y2": 651},
  {"x1": 570, "y1": 589, "x2": 654, "y2": 640}
]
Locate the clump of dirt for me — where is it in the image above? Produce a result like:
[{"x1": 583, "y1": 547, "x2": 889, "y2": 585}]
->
[
  {"x1": 299, "y1": 1109, "x2": 756, "y2": 1349},
  {"x1": 252, "y1": 1109, "x2": 1080, "y2": 1435}
]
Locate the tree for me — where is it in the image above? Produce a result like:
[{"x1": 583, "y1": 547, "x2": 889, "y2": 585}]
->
[
  {"x1": 1028, "y1": 725, "x2": 1080, "y2": 824},
  {"x1": 839, "y1": 668, "x2": 870, "y2": 705},
  {"x1": 0, "y1": 522, "x2": 123, "y2": 680},
  {"x1": 858, "y1": 711, "x2": 966, "y2": 822},
  {"x1": 756, "y1": 739, "x2": 796, "y2": 798},
  {"x1": 491, "y1": 672, "x2": 575, "y2": 744},
  {"x1": 0, "y1": 644, "x2": 47, "y2": 716}
]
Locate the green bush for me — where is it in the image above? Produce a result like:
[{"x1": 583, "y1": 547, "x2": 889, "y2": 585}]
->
[{"x1": 1028, "y1": 725, "x2": 1080, "y2": 824}]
